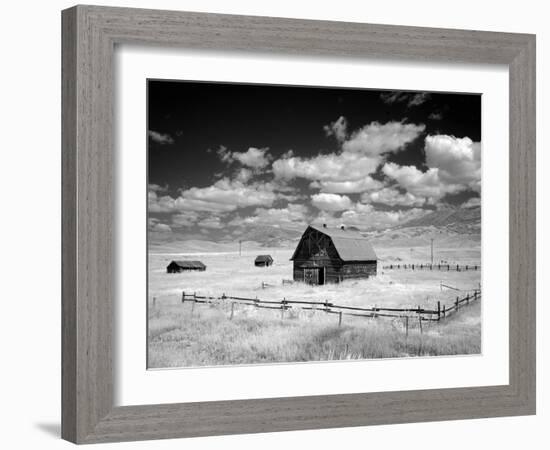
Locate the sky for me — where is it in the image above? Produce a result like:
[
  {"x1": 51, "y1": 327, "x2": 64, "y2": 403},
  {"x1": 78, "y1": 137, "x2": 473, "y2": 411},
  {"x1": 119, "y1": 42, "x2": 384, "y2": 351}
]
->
[{"x1": 147, "y1": 80, "x2": 481, "y2": 242}]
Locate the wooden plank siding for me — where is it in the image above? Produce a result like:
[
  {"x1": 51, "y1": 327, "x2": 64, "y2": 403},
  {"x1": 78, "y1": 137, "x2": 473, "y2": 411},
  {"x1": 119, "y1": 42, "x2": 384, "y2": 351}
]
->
[{"x1": 291, "y1": 227, "x2": 376, "y2": 284}]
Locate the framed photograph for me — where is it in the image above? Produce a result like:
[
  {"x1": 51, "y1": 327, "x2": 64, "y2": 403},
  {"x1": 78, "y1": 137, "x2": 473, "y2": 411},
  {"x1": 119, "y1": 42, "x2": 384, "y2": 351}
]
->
[{"x1": 62, "y1": 5, "x2": 536, "y2": 444}]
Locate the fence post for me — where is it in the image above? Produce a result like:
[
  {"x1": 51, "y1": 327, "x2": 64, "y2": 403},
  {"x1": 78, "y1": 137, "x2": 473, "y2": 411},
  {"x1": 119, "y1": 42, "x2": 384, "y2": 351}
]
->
[
  {"x1": 181, "y1": 291, "x2": 185, "y2": 303},
  {"x1": 466, "y1": 293, "x2": 470, "y2": 305},
  {"x1": 442, "y1": 305, "x2": 446, "y2": 318},
  {"x1": 419, "y1": 316, "x2": 423, "y2": 334},
  {"x1": 447, "y1": 264, "x2": 450, "y2": 271},
  {"x1": 466, "y1": 265, "x2": 469, "y2": 271},
  {"x1": 405, "y1": 316, "x2": 409, "y2": 337},
  {"x1": 456, "y1": 264, "x2": 460, "y2": 272},
  {"x1": 474, "y1": 291, "x2": 478, "y2": 302},
  {"x1": 338, "y1": 311, "x2": 343, "y2": 327},
  {"x1": 437, "y1": 301, "x2": 441, "y2": 321},
  {"x1": 455, "y1": 296, "x2": 459, "y2": 311},
  {"x1": 193, "y1": 292, "x2": 196, "y2": 301},
  {"x1": 230, "y1": 302, "x2": 235, "y2": 320},
  {"x1": 412, "y1": 264, "x2": 415, "y2": 270},
  {"x1": 191, "y1": 299, "x2": 195, "y2": 317}
]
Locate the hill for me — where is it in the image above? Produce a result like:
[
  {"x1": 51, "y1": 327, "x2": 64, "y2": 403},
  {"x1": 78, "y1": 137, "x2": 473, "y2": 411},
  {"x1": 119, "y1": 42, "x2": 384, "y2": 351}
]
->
[{"x1": 399, "y1": 205, "x2": 480, "y2": 234}]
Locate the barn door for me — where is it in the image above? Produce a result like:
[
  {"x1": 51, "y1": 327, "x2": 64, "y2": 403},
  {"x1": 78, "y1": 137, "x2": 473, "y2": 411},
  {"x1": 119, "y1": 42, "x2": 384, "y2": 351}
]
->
[{"x1": 303, "y1": 268, "x2": 319, "y2": 285}]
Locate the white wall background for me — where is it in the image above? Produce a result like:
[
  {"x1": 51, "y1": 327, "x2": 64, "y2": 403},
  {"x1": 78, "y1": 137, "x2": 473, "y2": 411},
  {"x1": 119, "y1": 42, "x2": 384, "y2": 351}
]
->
[{"x1": 0, "y1": 1, "x2": 546, "y2": 448}]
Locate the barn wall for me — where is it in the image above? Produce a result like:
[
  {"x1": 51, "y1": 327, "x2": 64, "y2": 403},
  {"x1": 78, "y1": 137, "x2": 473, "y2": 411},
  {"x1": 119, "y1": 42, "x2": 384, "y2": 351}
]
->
[
  {"x1": 292, "y1": 228, "x2": 344, "y2": 283},
  {"x1": 340, "y1": 261, "x2": 377, "y2": 280},
  {"x1": 291, "y1": 227, "x2": 378, "y2": 283},
  {"x1": 292, "y1": 259, "x2": 343, "y2": 283}
]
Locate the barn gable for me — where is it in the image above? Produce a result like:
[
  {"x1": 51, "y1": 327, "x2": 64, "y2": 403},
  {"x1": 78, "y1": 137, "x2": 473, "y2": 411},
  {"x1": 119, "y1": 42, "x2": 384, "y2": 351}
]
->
[{"x1": 290, "y1": 225, "x2": 377, "y2": 284}]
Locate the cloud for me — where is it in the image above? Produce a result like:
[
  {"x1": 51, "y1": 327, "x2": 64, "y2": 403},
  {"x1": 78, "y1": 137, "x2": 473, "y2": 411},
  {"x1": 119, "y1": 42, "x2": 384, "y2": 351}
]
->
[
  {"x1": 361, "y1": 187, "x2": 426, "y2": 207},
  {"x1": 323, "y1": 116, "x2": 348, "y2": 142},
  {"x1": 229, "y1": 203, "x2": 309, "y2": 229},
  {"x1": 381, "y1": 134, "x2": 481, "y2": 202},
  {"x1": 171, "y1": 211, "x2": 199, "y2": 227},
  {"x1": 197, "y1": 216, "x2": 223, "y2": 229},
  {"x1": 178, "y1": 178, "x2": 279, "y2": 212},
  {"x1": 148, "y1": 218, "x2": 172, "y2": 233},
  {"x1": 382, "y1": 163, "x2": 451, "y2": 200},
  {"x1": 149, "y1": 177, "x2": 286, "y2": 214},
  {"x1": 148, "y1": 191, "x2": 177, "y2": 213},
  {"x1": 380, "y1": 92, "x2": 431, "y2": 107},
  {"x1": 234, "y1": 168, "x2": 253, "y2": 183},
  {"x1": 311, "y1": 193, "x2": 353, "y2": 211},
  {"x1": 273, "y1": 151, "x2": 379, "y2": 183},
  {"x1": 148, "y1": 130, "x2": 174, "y2": 145},
  {"x1": 218, "y1": 146, "x2": 272, "y2": 169},
  {"x1": 309, "y1": 177, "x2": 383, "y2": 194},
  {"x1": 342, "y1": 121, "x2": 425, "y2": 156},
  {"x1": 272, "y1": 120, "x2": 426, "y2": 203},
  {"x1": 148, "y1": 183, "x2": 169, "y2": 193},
  {"x1": 424, "y1": 135, "x2": 481, "y2": 191},
  {"x1": 428, "y1": 112, "x2": 443, "y2": 120},
  {"x1": 461, "y1": 197, "x2": 481, "y2": 208}
]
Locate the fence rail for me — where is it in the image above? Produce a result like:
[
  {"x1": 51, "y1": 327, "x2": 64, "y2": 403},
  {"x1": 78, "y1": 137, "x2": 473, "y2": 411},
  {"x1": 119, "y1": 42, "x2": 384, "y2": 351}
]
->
[
  {"x1": 178, "y1": 288, "x2": 481, "y2": 333},
  {"x1": 382, "y1": 263, "x2": 480, "y2": 272}
]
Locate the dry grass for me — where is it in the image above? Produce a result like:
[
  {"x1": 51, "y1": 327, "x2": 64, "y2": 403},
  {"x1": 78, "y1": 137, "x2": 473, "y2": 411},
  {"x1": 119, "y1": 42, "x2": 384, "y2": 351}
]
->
[
  {"x1": 148, "y1": 298, "x2": 481, "y2": 368},
  {"x1": 148, "y1": 241, "x2": 481, "y2": 368}
]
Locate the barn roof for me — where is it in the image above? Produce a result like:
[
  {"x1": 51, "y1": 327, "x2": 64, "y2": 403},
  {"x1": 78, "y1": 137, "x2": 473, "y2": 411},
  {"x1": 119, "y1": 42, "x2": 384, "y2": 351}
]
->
[
  {"x1": 292, "y1": 225, "x2": 377, "y2": 262},
  {"x1": 169, "y1": 260, "x2": 206, "y2": 269},
  {"x1": 255, "y1": 255, "x2": 273, "y2": 262}
]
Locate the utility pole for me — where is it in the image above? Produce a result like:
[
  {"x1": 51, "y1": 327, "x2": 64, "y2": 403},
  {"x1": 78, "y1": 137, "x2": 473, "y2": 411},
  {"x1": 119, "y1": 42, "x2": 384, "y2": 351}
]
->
[{"x1": 430, "y1": 238, "x2": 434, "y2": 265}]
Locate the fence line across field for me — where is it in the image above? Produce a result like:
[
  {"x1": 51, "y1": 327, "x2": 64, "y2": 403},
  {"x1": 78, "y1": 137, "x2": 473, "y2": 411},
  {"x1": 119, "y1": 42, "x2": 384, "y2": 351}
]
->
[
  {"x1": 382, "y1": 263, "x2": 480, "y2": 272},
  {"x1": 177, "y1": 288, "x2": 481, "y2": 332}
]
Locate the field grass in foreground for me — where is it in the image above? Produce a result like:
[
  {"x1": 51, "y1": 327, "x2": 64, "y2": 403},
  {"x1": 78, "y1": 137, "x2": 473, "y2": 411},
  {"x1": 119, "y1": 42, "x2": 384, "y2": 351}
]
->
[{"x1": 148, "y1": 299, "x2": 481, "y2": 368}]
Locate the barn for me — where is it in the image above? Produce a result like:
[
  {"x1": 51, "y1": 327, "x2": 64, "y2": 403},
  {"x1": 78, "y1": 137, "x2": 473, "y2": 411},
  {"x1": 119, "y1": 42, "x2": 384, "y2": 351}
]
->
[
  {"x1": 166, "y1": 260, "x2": 206, "y2": 273},
  {"x1": 254, "y1": 255, "x2": 274, "y2": 267},
  {"x1": 290, "y1": 224, "x2": 377, "y2": 285}
]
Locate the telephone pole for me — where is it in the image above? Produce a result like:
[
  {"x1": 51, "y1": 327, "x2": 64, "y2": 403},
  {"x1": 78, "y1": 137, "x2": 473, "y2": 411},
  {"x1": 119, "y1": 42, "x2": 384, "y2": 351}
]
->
[{"x1": 430, "y1": 238, "x2": 434, "y2": 265}]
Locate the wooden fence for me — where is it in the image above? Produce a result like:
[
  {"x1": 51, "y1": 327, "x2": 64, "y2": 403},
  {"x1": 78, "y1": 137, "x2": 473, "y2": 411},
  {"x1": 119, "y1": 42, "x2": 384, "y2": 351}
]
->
[
  {"x1": 383, "y1": 263, "x2": 480, "y2": 272},
  {"x1": 179, "y1": 289, "x2": 481, "y2": 334}
]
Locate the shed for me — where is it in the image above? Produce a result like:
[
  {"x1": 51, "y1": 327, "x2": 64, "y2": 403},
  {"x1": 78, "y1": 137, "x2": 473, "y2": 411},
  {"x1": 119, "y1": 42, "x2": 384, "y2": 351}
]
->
[
  {"x1": 166, "y1": 260, "x2": 206, "y2": 273},
  {"x1": 290, "y1": 224, "x2": 377, "y2": 285},
  {"x1": 255, "y1": 255, "x2": 274, "y2": 267}
]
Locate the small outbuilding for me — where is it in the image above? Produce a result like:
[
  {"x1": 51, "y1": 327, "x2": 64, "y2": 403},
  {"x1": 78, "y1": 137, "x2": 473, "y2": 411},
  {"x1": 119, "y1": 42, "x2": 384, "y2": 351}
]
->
[
  {"x1": 166, "y1": 260, "x2": 206, "y2": 273},
  {"x1": 290, "y1": 224, "x2": 377, "y2": 285},
  {"x1": 255, "y1": 255, "x2": 274, "y2": 267}
]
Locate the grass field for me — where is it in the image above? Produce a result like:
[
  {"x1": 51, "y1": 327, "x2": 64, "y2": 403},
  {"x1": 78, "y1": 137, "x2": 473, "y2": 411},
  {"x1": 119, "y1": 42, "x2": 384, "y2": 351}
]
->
[{"x1": 147, "y1": 238, "x2": 481, "y2": 368}]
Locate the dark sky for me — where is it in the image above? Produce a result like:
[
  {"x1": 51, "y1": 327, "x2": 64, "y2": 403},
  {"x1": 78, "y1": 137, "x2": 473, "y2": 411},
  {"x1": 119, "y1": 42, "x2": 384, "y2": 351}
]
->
[{"x1": 147, "y1": 80, "x2": 481, "y2": 241}]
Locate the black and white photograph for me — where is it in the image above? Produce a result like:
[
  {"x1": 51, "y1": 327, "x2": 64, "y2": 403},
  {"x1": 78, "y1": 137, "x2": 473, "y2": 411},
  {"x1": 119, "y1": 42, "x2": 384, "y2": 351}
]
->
[{"x1": 147, "y1": 80, "x2": 482, "y2": 368}]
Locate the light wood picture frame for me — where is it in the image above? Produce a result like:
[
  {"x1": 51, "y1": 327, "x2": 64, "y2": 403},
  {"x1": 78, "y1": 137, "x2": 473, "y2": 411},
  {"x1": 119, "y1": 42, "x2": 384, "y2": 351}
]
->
[{"x1": 61, "y1": 5, "x2": 536, "y2": 444}]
